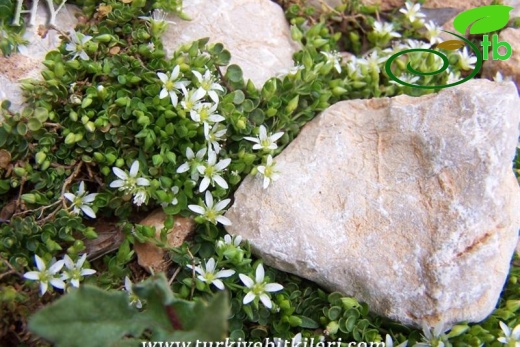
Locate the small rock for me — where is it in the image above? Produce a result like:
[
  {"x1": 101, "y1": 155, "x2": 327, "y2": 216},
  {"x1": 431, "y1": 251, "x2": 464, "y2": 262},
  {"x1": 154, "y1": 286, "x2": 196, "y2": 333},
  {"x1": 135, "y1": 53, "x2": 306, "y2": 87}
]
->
[
  {"x1": 134, "y1": 210, "x2": 195, "y2": 273},
  {"x1": 161, "y1": 0, "x2": 299, "y2": 87},
  {"x1": 0, "y1": 5, "x2": 80, "y2": 112},
  {"x1": 482, "y1": 28, "x2": 520, "y2": 91},
  {"x1": 225, "y1": 79, "x2": 520, "y2": 328}
]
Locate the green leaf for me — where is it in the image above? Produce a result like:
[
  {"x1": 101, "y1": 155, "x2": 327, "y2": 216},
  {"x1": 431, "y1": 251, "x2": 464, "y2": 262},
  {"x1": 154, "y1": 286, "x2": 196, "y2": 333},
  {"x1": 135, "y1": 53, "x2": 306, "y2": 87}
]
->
[
  {"x1": 27, "y1": 118, "x2": 43, "y2": 131},
  {"x1": 34, "y1": 107, "x2": 49, "y2": 122},
  {"x1": 453, "y1": 5, "x2": 513, "y2": 35},
  {"x1": 297, "y1": 315, "x2": 319, "y2": 329},
  {"x1": 226, "y1": 65, "x2": 243, "y2": 83},
  {"x1": 28, "y1": 286, "x2": 143, "y2": 347}
]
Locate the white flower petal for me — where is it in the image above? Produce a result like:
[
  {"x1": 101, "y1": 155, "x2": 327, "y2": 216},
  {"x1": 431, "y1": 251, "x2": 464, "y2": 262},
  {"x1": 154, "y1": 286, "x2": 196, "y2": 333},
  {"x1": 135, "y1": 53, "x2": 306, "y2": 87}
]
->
[
  {"x1": 176, "y1": 162, "x2": 190, "y2": 173},
  {"x1": 216, "y1": 269, "x2": 235, "y2": 278},
  {"x1": 81, "y1": 269, "x2": 96, "y2": 276},
  {"x1": 136, "y1": 178, "x2": 150, "y2": 186},
  {"x1": 255, "y1": 264, "x2": 265, "y2": 283},
  {"x1": 40, "y1": 281, "x2": 49, "y2": 295},
  {"x1": 243, "y1": 291, "x2": 256, "y2": 305},
  {"x1": 34, "y1": 255, "x2": 46, "y2": 272},
  {"x1": 64, "y1": 193, "x2": 76, "y2": 202},
  {"x1": 216, "y1": 215, "x2": 232, "y2": 226},
  {"x1": 212, "y1": 279, "x2": 225, "y2": 290},
  {"x1": 49, "y1": 260, "x2": 65, "y2": 274},
  {"x1": 215, "y1": 158, "x2": 231, "y2": 171},
  {"x1": 199, "y1": 177, "x2": 210, "y2": 192},
  {"x1": 188, "y1": 204, "x2": 206, "y2": 215},
  {"x1": 259, "y1": 293, "x2": 273, "y2": 309},
  {"x1": 205, "y1": 258, "x2": 216, "y2": 272},
  {"x1": 265, "y1": 283, "x2": 284, "y2": 292},
  {"x1": 129, "y1": 161, "x2": 139, "y2": 177},
  {"x1": 24, "y1": 271, "x2": 41, "y2": 280},
  {"x1": 109, "y1": 180, "x2": 125, "y2": 188},
  {"x1": 213, "y1": 175, "x2": 228, "y2": 190},
  {"x1": 214, "y1": 199, "x2": 231, "y2": 212},
  {"x1": 239, "y1": 274, "x2": 255, "y2": 288},
  {"x1": 124, "y1": 276, "x2": 132, "y2": 292},
  {"x1": 81, "y1": 205, "x2": 96, "y2": 218},
  {"x1": 157, "y1": 72, "x2": 168, "y2": 83},
  {"x1": 50, "y1": 278, "x2": 66, "y2": 289},
  {"x1": 204, "y1": 191, "x2": 214, "y2": 208},
  {"x1": 63, "y1": 254, "x2": 74, "y2": 269},
  {"x1": 112, "y1": 167, "x2": 128, "y2": 180},
  {"x1": 159, "y1": 88, "x2": 168, "y2": 99}
]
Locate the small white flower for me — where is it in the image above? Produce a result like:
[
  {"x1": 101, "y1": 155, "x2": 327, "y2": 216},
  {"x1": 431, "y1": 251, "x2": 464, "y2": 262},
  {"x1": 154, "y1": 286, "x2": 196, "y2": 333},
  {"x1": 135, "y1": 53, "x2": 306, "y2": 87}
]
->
[
  {"x1": 399, "y1": 1, "x2": 426, "y2": 24},
  {"x1": 321, "y1": 51, "x2": 342, "y2": 73},
  {"x1": 65, "y1": 30, "x2": 92, "y2": 61},
  {"x1": 401, "y1": 39, "x2": 431, "y2": 50},
  {"x1": 110, "y1": 160, "x2": 150, "y2": 193},
  {"x1": 190, "y1": 102, "x2": 225, "y2": 126},
  {"x1": 124, "y1": 276, "x2": 143, "y2": 309},
  {"x1": 133, "y1": 189, "x2": 148, "y2": 206},
  {"x1": 244, "y1": 125, "x2": 284, "y2": 151},
  {"x1": 176, "y1": 147, "x2": 207, "y2": 181},
  {"x1": 139, "y1": 9, "x2": 175, "y2": 24},
  {"x1": 197, "y1": 150, "x2": 231, "y2": 192},
  {"x1": 390, "y1": 73, "x2": 420, "y2": 86},
  {"x1": 147, "y1": 42, "x2": 155, "y2": 52},
  {"x1": 64, "y1": 181, "x2": 98, "y2": 218},
  {"x1": 273, "y1": 333, "x2": 302, "y2": 347},
  {"x1": 446, "y1": 69, "x2": 460, "y2": 84},
  {"x1": 204, "y1": 123, "x2": 227, "y2": 154},
  {"x1": 192, "y1": 69, "x2": 225, "y2": 103},
  {"x1": 239, "y1": 263, "x2": 284, "y2": 309},
  {"x1": 169, "y1": 186, "x2": 179, "y2": 205},
  {"x1": 24, "y1": 255, "x2": 66, "y2": 296},
  {"x1": 277, "y1": 65, "x2": 304, "y2": 78},
  {"x1": 424, "y1": 20, "x2": 443, "y2": 45},
  {"x1": 386, "y1": 334, "x2": 408, "y2": 347},
  {"x1": 414, "y1": 322, "x2": 448, "y2": 347},
  {"x1": 359, "y1": 50, "x2": 387, "y2": 73},
  {"x1": 373, "y1": 21, "x2": 401, "y2": 39},
  {"x1": 345, "y1": 56, "x2": 364, "y2": 79},
  {"x1": 217, "y1": 234, "x2": 243, "y2": 249},
  {"x1": 498, "y1": 321, "x2": 520, "y2": 345},
  {"x1": 457, "y1": 47, "x2": 477, "y2": 70},
  {"x1": 157, "y1": 65, "x2": 190, "y2": 107},
  {"x1": 187, "y1": 258, "x2": 235, "y2": 290},
  {"x1": 257, "y1": 155, "x2": 280, "y2": 189},
  {"x1": 188, "y1": 191, "x2": 232, "y2": 226},
  {"x1": 61, "y1": 254, "x2": 96, "y2": 288},
  {"x1": 493, "y1": 71, "x2": 513, "y2": 83},
  {"x1": 180, "y1": 85, "x2": 205, "y2": 112}
]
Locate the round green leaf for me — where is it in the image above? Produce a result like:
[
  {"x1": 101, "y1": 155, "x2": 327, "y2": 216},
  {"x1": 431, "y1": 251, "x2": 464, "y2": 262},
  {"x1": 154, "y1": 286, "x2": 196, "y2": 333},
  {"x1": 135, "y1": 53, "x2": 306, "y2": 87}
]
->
[{"x1": 28, "y1": 118, "x2": 43, "y2": 131}]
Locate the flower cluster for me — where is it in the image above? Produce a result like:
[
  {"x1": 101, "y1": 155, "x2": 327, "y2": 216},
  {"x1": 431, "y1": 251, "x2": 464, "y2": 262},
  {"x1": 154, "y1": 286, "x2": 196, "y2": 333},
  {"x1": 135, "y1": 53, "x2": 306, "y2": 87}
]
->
[
  {"x1": 245, "y1": 125, "x2": 283, "y2": 189},
  {"x1": 187, "y1": 234, "x2": 284, "y2": 309},
  {"x1": 23, "y1": 254, "x2": 96, "y2": 295}
]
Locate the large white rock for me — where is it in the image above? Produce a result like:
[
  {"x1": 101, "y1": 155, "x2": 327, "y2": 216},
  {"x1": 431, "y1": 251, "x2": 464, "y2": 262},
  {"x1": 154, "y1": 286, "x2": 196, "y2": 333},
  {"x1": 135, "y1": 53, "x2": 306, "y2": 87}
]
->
[
  {"x1": 225, "y1": 79, "x2": 520, "y2": 327},
  {"x1": 0, "y1": 5, "x2": 80, "y2": 112},
  {"x1": 162, "y1": 0, "x2": 299, "y2": 88}
]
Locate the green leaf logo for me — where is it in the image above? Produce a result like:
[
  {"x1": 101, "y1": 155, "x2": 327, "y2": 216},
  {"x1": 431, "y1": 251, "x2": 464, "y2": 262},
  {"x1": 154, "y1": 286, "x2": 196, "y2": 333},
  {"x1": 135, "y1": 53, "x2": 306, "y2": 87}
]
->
[{"x1": 453, "y1": 5, "x2": 513, "y2": 35}]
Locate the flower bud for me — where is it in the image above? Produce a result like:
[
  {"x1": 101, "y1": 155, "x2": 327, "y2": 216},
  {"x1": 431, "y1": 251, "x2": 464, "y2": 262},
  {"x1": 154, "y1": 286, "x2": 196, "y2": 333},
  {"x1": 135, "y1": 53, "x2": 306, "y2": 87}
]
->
[
  {"x1": 35, "y1": 151, "x2": 46, "y2": 165},
  {"x1": 85, "y1": 121, "x2": 96, "y2": 133}
]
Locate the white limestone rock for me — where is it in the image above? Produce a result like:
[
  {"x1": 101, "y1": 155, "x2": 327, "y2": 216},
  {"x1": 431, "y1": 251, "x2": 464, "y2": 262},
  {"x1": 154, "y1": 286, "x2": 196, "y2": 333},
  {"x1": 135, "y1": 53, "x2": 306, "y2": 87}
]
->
[
  {"x1": 161, "y1": 0, "x2": 299, "y2": 88},
  {"x1": 225, "y1": 79, "x2": 520, "y2": 328},
  {"x1": 0, "y1": 5, "x2": 80, "y2": 113}
]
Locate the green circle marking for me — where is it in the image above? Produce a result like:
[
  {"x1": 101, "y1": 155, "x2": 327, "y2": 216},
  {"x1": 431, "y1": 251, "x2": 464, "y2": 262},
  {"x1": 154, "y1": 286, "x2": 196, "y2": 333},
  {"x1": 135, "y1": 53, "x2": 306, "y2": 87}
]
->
[{"x1": 384, "y1": 31, "x2": 483, "y2": 89}]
